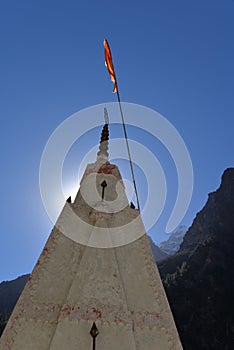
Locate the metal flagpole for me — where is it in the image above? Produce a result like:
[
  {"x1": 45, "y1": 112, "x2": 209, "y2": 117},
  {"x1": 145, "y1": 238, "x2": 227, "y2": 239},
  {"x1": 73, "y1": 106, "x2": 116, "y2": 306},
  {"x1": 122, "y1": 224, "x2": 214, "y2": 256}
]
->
[
  {"x1": 116, "y1": 88, "x2": 140, "y2": 211},
  {"x1": 104, "y1": 38, "x2": 140, "y2": 211}
]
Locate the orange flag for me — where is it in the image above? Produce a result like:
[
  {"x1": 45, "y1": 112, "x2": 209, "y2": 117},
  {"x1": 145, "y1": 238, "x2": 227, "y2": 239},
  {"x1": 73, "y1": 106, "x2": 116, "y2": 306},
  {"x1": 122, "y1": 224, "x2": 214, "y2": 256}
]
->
[{"x1": 104, "y1": 39, "x2": 118, "y2": 93}]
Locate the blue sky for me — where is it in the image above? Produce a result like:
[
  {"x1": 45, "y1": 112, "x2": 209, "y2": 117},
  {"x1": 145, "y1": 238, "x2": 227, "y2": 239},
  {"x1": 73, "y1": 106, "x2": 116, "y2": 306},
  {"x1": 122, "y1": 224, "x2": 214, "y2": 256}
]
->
[{"x1": 0, "y1": 0, "x2": 234, "y2": 281}]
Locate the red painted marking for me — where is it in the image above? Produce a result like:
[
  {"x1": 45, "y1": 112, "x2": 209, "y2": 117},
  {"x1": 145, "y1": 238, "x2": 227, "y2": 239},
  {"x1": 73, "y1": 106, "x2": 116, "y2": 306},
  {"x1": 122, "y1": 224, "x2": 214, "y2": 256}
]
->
[
  {"x1": 84, "y1": 162, "x2": 122, "y2": 180},
  {"x1": 61, "y1": 305, "x2": 71, "y2": 315},
  {"x1": 114, "y1": 316, "x2": 123, "y2": 323},
  {"x1": 92, "y1": 308, "x2": 102, "y2": 319},
  {"x1": 42, "y1": 247, "x2": 48, "y2": 255}
]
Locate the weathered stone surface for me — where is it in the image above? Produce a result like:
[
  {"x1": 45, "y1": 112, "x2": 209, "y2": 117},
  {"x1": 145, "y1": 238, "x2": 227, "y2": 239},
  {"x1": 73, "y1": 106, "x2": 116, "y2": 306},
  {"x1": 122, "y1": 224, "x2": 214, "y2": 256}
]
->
[{"x1": 0, "y1": 160, "x2": 182, "y2": 349}]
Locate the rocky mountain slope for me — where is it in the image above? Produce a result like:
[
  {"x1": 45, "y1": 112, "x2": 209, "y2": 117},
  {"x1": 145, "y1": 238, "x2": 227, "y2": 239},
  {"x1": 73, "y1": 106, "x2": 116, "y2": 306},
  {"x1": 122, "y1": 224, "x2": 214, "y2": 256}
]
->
[
  {"x1": 0, "y1": 275, "x2": 29, "y2": 336},
  {"x1": 149, "y1": 236, "x2": 169, "y2": 261},
  {"x1": 159, "y1": 225, "x2": 187, "y2": 255},
  {"x1": 159, "y1": 168, "x2": 234, "y2": 349}
]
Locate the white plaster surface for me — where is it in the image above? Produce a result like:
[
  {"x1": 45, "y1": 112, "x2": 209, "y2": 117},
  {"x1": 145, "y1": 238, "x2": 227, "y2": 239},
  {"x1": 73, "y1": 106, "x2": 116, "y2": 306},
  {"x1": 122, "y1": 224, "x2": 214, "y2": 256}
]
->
[{"x1": 0, "y1": 161, "x2": 183, "y2": 349}]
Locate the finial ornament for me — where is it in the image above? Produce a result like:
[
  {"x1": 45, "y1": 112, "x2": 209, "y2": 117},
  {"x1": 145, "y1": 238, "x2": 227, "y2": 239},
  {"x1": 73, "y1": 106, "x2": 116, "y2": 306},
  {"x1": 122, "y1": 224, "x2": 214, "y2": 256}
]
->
[
  {"x1": 104, "y1": 107, "x2": 109, "y2": 124},
  {"x1": 97, "y1": 109, "x2": 110, "y2": 162},
  {"x1": 90, "y1": 322, "x2": 99, "y2": 350},
  {"x1": 101, "y1": 180, "x2": 107, "y2": 201}
]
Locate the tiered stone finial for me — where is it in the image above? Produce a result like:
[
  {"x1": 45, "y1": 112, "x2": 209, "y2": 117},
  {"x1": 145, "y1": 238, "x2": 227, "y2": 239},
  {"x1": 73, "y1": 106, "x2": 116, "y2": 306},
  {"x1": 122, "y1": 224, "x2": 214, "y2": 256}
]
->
[{"x1": 97, "y1": 108, "x2": 109, "y2": 163}]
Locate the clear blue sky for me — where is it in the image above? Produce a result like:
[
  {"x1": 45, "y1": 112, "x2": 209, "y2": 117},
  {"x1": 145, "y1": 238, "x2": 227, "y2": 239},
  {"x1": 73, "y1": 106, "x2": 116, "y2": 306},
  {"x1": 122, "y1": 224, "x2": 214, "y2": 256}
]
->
[{"x1": 0, "y1": 0, "x2": 234, "y2": 281}]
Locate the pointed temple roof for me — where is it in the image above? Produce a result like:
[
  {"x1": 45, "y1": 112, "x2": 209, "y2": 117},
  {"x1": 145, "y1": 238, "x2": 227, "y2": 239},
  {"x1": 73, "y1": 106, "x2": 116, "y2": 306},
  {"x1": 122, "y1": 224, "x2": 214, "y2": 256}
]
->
[{"x1": 0, "y1": 111, "x2": 183, "y2": 350}]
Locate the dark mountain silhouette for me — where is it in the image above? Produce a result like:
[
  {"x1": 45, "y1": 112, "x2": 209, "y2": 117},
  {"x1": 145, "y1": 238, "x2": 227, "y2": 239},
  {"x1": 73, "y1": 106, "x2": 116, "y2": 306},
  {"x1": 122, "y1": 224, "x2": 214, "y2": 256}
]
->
[
  {"x1": 148, "y1": 236, "x2": 169, "y2": 262},
  {"x1": 0, "y1": 275, "x2": 29, "y2": 336},
  {"x1": 159, "y1": 168, "x2": 234, "y2": 349}
]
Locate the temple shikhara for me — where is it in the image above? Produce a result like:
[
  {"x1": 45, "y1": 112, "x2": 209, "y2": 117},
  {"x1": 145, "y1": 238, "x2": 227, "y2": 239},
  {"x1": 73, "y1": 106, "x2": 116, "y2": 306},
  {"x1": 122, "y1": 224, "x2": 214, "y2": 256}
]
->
[{"x1": 0, "y1": 118, "x2": 183, "y2": 349}]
